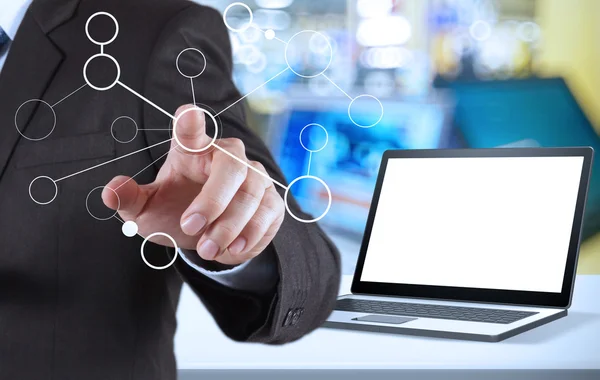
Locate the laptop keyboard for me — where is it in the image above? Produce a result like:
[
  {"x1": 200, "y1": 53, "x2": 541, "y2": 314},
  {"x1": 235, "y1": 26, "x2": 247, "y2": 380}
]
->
[{"x1": 335, "y1": 299, "x2": 538, "y2": 324}]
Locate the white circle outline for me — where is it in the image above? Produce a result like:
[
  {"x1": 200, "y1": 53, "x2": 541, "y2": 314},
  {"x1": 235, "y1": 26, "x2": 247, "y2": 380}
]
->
[
  {"x1": 122, "y1": 221, "x2": 139, "y2": 237},
  {"x1": 348, "y1": 94, "x2": 384, "y2": 129},
  {"x1": 15, "y1": 99, "x2": 57, "y2": 141},
  {"x1": 223, "y1": 2, "x2": 254, "y2": 32},
  {"x1": 246, "y1": 51, "x2": 267, "y2": 74},
  {"x1": 173, "y1": 106, "x2": 219, "y2": 153},
  {"x1": 85, "y1": 186, "x2": 120, "y2": 221},
  {"x1": 85, "y1": 12, "x2": 119, "y2": 46},
  {"x1": 284, "y1": 175, "x2": 332, "y2": 223},
  {"x1": 469, "y1": 20, "x2": 492, "y2": 42},
  {"x1": 83, "y1": 53, "x2": 121, "y2": 91},
  {"x1": 517, "y1": 21, "x2": 540, "y2": 43},
  {"x1": 29, "y1": 176, "x2": 58, "y2": 205},
  {"x1": 299, "y1": 123, "x2": 328, "y2": 153},
  {"x1": 172, "y1": 103, "x2": 223, "y2": 157},
  {"x1": 284, "y1": 30, "x2": 333, "y2": 78},
  {"x1": 176, "y1": 48, "x2": 207, "y2": 79},
  {"x1": 110, "y1": 116, "x2": 138, "y2": 143},
  {"x1": 140, "y1": 232, "x2": 179, "y2": 270}
]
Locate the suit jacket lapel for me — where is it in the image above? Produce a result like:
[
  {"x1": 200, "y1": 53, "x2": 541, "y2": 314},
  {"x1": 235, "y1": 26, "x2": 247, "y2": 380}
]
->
[{"x1": 0, "y1": 0, "x2": 81, "y2": 179}]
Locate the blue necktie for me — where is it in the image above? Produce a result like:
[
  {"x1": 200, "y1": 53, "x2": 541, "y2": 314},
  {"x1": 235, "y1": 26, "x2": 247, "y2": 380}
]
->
[{"x1": 0, "y1": 28, "x2": 9, "y2": 52}]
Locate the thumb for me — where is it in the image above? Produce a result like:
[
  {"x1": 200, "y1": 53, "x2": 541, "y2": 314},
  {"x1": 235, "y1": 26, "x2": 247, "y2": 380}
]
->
[
  {"x1": 171, "y1": 104, "x2": 212, "y2": 153},
  {"x1": 102, "y1": 175, "x2": 152, "y2": 220}
]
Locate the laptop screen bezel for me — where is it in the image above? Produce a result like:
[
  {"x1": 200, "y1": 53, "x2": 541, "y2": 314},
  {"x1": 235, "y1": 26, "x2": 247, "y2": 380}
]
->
[{"x1": 351, "y1": 147, "x2": 594, "y2": 308}]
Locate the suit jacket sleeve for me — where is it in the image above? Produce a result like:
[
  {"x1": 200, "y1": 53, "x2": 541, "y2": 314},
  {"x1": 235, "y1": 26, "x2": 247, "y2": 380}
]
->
[{"x1": 139, "y1": 3, "x2": 341, "y2": 344}]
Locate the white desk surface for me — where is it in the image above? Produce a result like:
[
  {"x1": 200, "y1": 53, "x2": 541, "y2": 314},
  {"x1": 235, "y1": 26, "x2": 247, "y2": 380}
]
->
[{"x1": 175, "y1": 275, "x2": 600, "y2": 371}]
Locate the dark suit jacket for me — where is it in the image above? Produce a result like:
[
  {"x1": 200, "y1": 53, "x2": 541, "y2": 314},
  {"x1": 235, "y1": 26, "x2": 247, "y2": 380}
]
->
[{"x1": 0, "y1": 0, "x2": 341, "y2": 378}]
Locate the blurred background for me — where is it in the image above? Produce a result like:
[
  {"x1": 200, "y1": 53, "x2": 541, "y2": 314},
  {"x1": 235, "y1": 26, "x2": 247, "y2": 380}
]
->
[{"x1": 195, "y1": 0, "x2": 600, "y2": 275}]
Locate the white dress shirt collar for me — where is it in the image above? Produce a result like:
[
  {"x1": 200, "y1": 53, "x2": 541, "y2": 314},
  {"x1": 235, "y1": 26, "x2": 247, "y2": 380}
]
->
[{"x1": 0, "y1": 0, "x2": 34, "y2": 40}]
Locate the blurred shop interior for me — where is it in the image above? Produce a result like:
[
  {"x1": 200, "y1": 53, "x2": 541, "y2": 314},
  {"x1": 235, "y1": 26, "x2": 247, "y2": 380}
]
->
[{"x1": 196, "y1": 0, "x2": 600, "y2": 274}]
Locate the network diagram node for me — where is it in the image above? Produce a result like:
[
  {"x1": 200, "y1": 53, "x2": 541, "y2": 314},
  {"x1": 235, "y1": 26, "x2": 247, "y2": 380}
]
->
[{"x1": 18, "y1": 5, "x2": 384, "y2": 270}]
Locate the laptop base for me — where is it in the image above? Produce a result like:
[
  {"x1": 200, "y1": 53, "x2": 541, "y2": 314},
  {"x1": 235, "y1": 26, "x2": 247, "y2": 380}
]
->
[{"x1": 323, "y1": 309, "x2": 567, "y2": 342}]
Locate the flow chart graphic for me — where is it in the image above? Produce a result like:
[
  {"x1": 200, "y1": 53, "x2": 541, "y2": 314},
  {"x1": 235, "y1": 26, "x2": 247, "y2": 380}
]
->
[{"x1": 18, "y1": 3, "x2": 384, "y2": 269}]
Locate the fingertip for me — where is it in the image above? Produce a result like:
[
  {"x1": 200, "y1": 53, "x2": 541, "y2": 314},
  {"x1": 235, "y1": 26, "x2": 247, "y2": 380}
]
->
[
  {"x1": 173, "y1": 105, "x2": 209, "y2": 151},
  {"x1": 177, "y1": 107, "x2": 206, "y2": 135},
  {"x1": 105, "y1": 175, "x2": 130, "y2": 190},
  {"x1": 102, "y1": 176, "x2": 137, "y2": 211},
  {"x1": 175, "y1": 104, "x2": 197, "y2": 118},
  {"x1": 180, "y1": 213, "x2": 207, "y2": 236},
  {"x1": 101, "y1": 186, "x2": 120, "y2": 211},
  {"x1": 197, "y1": 239, "x2": 220, "y2": 260}
]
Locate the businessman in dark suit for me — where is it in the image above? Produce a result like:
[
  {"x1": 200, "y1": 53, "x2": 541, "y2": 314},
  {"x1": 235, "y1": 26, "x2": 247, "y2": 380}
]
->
[{"x1": 0, "y1": 0, "x2": 340, "y2": 379}]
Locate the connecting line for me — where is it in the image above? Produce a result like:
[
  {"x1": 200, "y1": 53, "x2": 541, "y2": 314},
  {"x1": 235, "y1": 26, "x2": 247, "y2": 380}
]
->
[
  {"x1": 54, "y1": 138, "x2": 173, "y2": 182},
  {"x1": 250, "y1": 24, "x2": 287, "y2": 44},
  {"x1": 190, "y1": 78, "x2": 196, "y2": 106},
  {"x1": 212, "y1": 143, "x2": 288, "y2": 190},
  {"x1": 321, "y1": 73, "x2": 353, "y2": 100},
  {"x1": 51, "y1": 84, "x2": 88, "y2": 107},
  {"x1": 272, "y1": 36, "x2": 287, "y2": 44},
  {"x1": 117, "y1": 81, "x2": 175, "y2": 120},
  {"x1": 115, "y1": 146, "x2": 174, "y2": 191},
  {"x1": 214, "y1": 67, "x2": 289, "y2": 117},
  {"x1": 307, "y1": 152, "x2": 312, "y2": 176}
]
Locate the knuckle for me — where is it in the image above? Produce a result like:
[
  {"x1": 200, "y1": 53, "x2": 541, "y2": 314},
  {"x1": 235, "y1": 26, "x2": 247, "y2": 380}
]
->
[
  {"x1": 264, "y1": 188, "x2": 284, "y2": 210},
  {"x1": 246, "y1": 212, "x2": 270, "y2": 233},
  {"x1": 237, "y1": 184, "x2": 264, "y2": 206},
  {"x1": 214, "y1": 150, "x2": 248, "y2": 178},
  {"x1": 202, "y1": 194, "x2": 227, "y2": 217},
  {"x1": 274, "y1": 213, "x2": 285, "y2": 227},
  {"x1": 276, "y1": 198, "x2": 285, "y2": 214},
  {"x1": 212, "y1": 222, "x2": 240, "y2": 241},
  {"x1": 250, "y1": 160, "x2": 266, "y2": 173},
  {"x1": 229, "y1": 162, "x2": 248, "y2": 181},
  {"x1": 273, "y1": 199, "x2": 285, "y2": 217},
  {"x1": 249, "y1": 160, "x2": 271, "y2": 188},
  {"x1": 248, "y1": 198, "x2": 282, "y2": 233},
  {"x1": 225, "y1": 138, "x2": 245, "y2": 154},
  {"x1": 213, "y1": 149, "x2": 228, "y2": 162}
]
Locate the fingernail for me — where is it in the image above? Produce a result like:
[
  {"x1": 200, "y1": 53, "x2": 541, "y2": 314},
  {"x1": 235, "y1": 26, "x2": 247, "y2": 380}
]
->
[
  {"x1": 198, "y1": 239, "x2": 220, "y2": 260},
  {"x1": 175, "y1": 104, "x2": 193, "y2": 117},
  {"x1": 229, "y1": 237, "x2": 247, "y2": 255},
  {"x1": 181, "y1": 214, "x2": 207, "y2": 236}
]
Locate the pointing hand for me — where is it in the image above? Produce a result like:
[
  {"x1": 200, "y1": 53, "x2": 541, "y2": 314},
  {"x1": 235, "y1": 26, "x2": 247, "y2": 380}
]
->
[{"x1": 102, "y1": 104, "x2": 285, "y2": 265}]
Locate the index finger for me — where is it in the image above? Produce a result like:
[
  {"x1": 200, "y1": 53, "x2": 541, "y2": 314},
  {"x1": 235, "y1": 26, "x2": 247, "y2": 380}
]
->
[
  {"x1": 170, "y1": 104, "x2": 213, "y2": 153},
  {"x1": 164, "y1": 105, "x2": 215, "y2": 182},
  {"x1": 180, "y1": 138, "x2": 249, "y2": 235}
]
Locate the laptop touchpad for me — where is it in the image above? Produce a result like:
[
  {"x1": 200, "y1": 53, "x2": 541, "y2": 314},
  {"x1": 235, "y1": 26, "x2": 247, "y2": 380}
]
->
[{"x1": 353, "y1": 315, "x2": 417, "y2": 324}]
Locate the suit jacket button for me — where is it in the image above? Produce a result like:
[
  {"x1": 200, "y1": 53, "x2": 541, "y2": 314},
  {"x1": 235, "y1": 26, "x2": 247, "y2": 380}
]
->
[
  {"x1": 290, "y1": 308, "x2": 303, "y2": 326},
  {"x1": 282, "y1": 309, "x2": 295, "y2": 327}
]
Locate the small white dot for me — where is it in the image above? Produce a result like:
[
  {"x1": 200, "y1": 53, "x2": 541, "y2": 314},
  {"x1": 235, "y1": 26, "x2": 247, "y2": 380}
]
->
[
  {"x1": 265, "y1": 29, "x2": 275, "y2": 40},
  {"x1": 122, "y1": 221, "x2": 138, "y2": 237}
]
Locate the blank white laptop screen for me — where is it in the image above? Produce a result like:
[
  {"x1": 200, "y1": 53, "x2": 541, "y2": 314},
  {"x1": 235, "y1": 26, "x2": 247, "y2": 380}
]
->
[{"x1": 360, "y1": 156, "x2": 584, "y2": 293}]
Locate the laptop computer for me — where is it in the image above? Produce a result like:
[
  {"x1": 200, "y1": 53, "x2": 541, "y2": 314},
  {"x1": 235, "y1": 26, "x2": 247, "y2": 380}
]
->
[{"x1": 324, "y1": 147, "x2": 594, "y2": 342}]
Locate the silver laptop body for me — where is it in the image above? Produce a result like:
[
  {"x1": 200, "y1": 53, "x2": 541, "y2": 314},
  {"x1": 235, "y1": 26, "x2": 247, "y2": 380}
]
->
[{"x1": 325, "y1": 147, "x2": 594, "y2": 342}]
